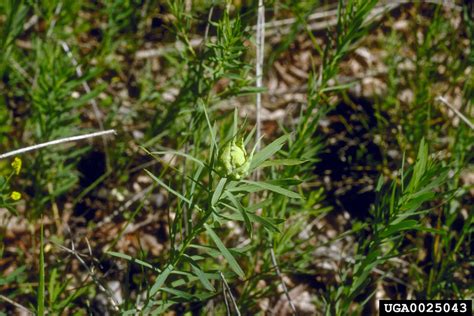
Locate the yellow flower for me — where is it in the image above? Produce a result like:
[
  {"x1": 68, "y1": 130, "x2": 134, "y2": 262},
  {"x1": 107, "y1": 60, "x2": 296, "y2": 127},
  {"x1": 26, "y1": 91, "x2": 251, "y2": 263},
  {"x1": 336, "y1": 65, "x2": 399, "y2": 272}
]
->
[
  {"x1": 10, "y1": 191, "x2": 22, "y2": 201},
  {"x1": 11, "y1": 157, "x2": 22, "y2": 175}
]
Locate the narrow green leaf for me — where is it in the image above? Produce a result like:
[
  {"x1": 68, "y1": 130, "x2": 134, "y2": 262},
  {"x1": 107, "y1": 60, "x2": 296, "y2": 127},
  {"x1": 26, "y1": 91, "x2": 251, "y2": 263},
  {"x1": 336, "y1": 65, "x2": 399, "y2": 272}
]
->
[
  {"x1": 407, "y1": 138, "x2": 428, "y2": 193},
  {"x1": 189, "y1": 244, "x2": 250, "y2": 257},
  {"x1": 56, "y1": 286, "x2": 87, "y2": 310},
  {"x1": 106, "y1": 251, "x2": 161, "y2": 272},
  {"x1": 266, "y1": 178, "x2": 303, "y2": 186},
  {"x1": 5, "y1": 205, "x2": 19, "y2": 216},
  {"x1": 204, "y1": 224, "x2": 245, "y2": 278},
  {"x1": 150, "y1": 150, "x2": 204, "y2": 167},
  {"x1": 241, "y1": 180, "x2": 302, "y2": 199},
  {"x1": 417, "y1": 227, "x2": 447, "y2": 236},
  {"x1": 0, "y1": 266, "x2": 26, "y2": 286},
  {"x1": 225, "y1": 192, "x2": 251, "y2": 234},
  {"x1": 249, "y1": 134, "x2": 289, "y2": 171},
  {"x1": 212, "y1": 178, "x2": 227, "y2": 206},
  {"x1": 247, "y1": 212, "x2": 280, "y2": 233},
  {"x1": 400, "y1": 191, "x2": 436, "y2": 212},
  {"x1": 320, "y1": 81, "x2": 356, "y2": 92},
  {"x1": 189, "y1": 244, "x2": 221, "y2": 258},
  {"x1": 69, "y1": 88, "x2": 103, "y2": 109},
  {"x1": 244, "y1": 126, "x2": 256, "y2": 146},
  {"x1": 48, "y1": 268, "x2": 57, "y2": 307},
  {"x1": 37, "y1": 221, "x2": 45, "y2": 315},
  {"x1": 379, "y1": 220, "x2": 418, "y2": 239},
  {"x1": 259, "y1": 158, "x2": 308, "y2": 168},
  {"x1": 219, "y1": 207, "x2": 281, "y2": 233},
  {"x1": 183, "y1": 255, "x2": 215, "y2": 292},
  {"x1": 392, "y1": 210, "x2": 430, "y2": 225},
  {"x1": 150, "y1": 301, "x2": 176, "y2": 316},
  {"x1": 350, "y1": 269, "x2": 372, "y2": 297},
  {"x1": 228, "y1": 183, "x2": 262, "y2": 194},
  {"x1": 145, "y1": 169, "x2": 191, "y2": 205},
  {"x1": 150, "y1": 265, "x2": 174, "y2": 297},
  {"x1": 192, "y1": 267, "x2": 216, "y2": 292},
  {"x1": 375, "y1": 175, "x2": 384, "y2": 192},
  {"x1": 161, "y1": 287, "x2": 194, "y2": 300},
  {"x1": 200, "y1": 100, "x2": 217, "y2": 151}
]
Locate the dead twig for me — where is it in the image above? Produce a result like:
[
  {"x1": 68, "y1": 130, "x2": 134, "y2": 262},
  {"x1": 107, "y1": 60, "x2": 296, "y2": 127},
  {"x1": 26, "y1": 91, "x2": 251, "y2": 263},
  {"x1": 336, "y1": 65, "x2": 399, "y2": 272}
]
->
[
  {"x1": 270, "y1": 248, "x2": 297, "y2": 315},
  {"x1": 436, "y1": 96, "x2": 474, "y2": 130},
  {"x1": 0, "y1": 129, "x2": 116, "y2": 160},
  {"x1": 222, "y1": 278, "x2": 231, "y2": 316},
  {"x1": 60, "y1": 40, "x2": 111, "y2": 170},
  {"x1": 255, "y1": 0, "x2": 265, "y2": 154},
  {"x1": 0, "y1": 294, "x2": 34, "y2": 315},
  {"x1": 49, "y1": 233, "x2": 120, "y2": 311},
  {"x1": 219, "y1": 271, "x2": 241, "y2": 316}
]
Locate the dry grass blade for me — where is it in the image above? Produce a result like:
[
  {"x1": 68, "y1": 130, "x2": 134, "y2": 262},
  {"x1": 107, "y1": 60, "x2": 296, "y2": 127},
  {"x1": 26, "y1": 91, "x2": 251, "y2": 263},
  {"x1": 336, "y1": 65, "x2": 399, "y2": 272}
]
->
[
  {"x1": 436, "y1": 96, "x2": 474, "y2": 130},
  {"x1": 0, "y1": 130, "x2": 116, "y2": 160},
  {"x1": 270, "y1": 248, "x2": 297, "y2": 315},
  {"x1": 220, "y1": 271, "x2": 241, "y2": 316},
  {"x1": 0, "y1": 295, "x2": 34, "y2": 315}
]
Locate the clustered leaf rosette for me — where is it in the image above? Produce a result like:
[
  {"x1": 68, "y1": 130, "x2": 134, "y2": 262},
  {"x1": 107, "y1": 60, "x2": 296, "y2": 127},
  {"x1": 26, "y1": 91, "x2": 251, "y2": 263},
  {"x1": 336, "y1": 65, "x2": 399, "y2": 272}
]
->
[{"x1": 217, "y1": 137, "x2": 253, "y2": 180}]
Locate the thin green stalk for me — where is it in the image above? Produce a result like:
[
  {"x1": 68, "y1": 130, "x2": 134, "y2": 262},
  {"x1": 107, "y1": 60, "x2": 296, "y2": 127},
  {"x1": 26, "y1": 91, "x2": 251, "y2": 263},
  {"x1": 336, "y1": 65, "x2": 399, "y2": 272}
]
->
[{"x1": 37, "y1": 220, "x2": 45, "y2": 315}]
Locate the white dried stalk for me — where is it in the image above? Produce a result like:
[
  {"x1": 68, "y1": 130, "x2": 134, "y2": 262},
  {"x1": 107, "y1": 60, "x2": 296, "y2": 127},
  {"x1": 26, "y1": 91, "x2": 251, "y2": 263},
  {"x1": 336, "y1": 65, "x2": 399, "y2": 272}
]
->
[
  {"x1": 46, "y1": 2, "x2": 63, "y2": 38},
  {"x1": 60, "y1": 41, "x2": 105, "y2": 127},
  {"x1": 436, "y1": 96, "x2": 474, "y2": 130},
  {"x1": 60, "y1": 40, "x2": 110, "y2": 169},
  {"x1": 11, "y1": 58, "x2": 33, "y2": 83},
  {"x1": 255, "y1": 2, "x2": 296, "y2": 312},
  {"x1": 0, "y1": 295, "x2": 34, "y2": 315},
  {"x1": 270, "y1": 248, "x2": 297, "y2": 315},
  {"x1": 49, "y1": 234, "x2": 120, "y2": 310},
  {"x1": 0, "y1": 130, "x2": 116, "y2": 160},
  {"x1": 204, "y1": 3, "x2": 215, "y2": 44},
  {"x1": 219, "y1": 271, "x2": 241, "y2": 316},
  {"x1": 222, "y1": 281, "x2": 231, "y2": 316},
  {"x1": 256, "y1": 0, "x2": 265, "y2": 154}
]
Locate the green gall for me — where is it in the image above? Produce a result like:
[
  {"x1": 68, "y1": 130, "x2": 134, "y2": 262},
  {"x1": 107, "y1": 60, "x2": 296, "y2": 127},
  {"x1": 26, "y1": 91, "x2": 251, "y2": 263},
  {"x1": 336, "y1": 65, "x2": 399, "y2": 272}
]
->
[{"x1": 218, "y1": 137, "x2": 251, "y2": 180}]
